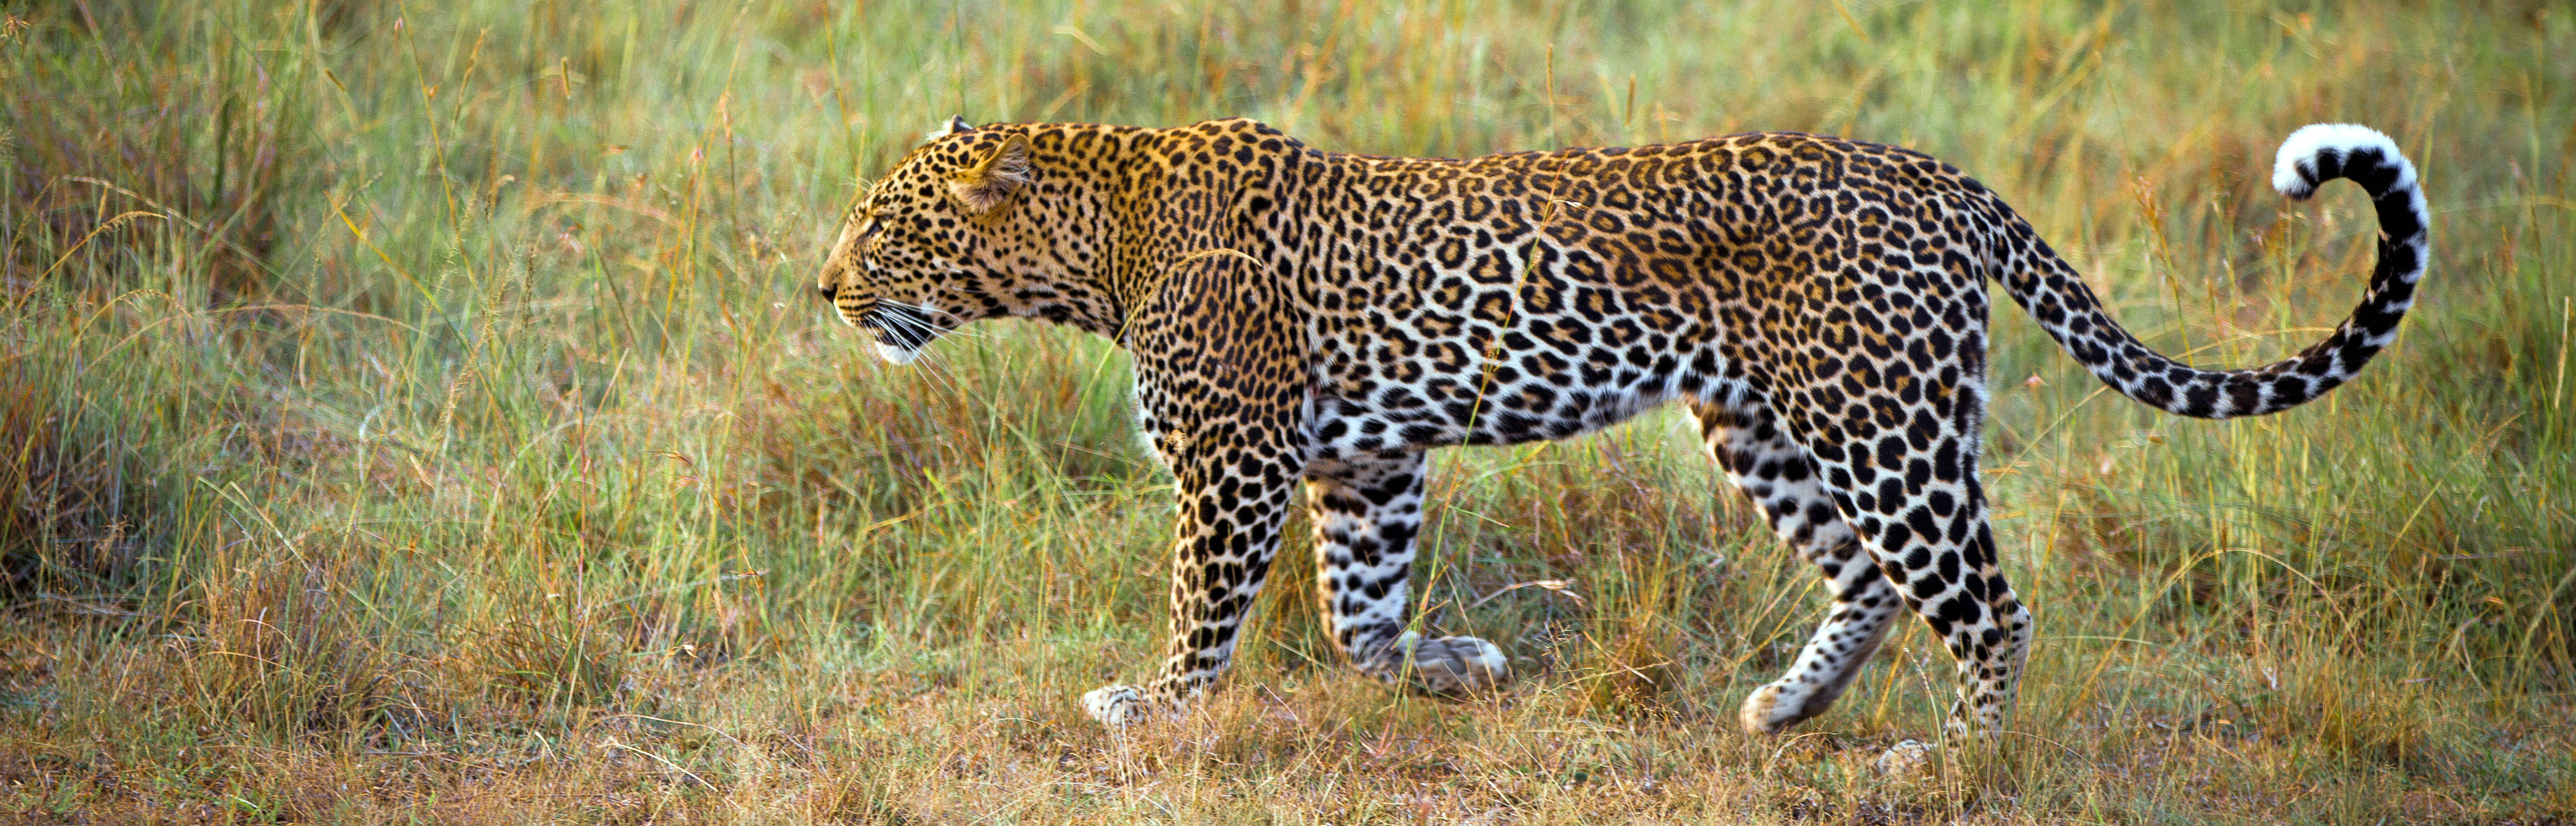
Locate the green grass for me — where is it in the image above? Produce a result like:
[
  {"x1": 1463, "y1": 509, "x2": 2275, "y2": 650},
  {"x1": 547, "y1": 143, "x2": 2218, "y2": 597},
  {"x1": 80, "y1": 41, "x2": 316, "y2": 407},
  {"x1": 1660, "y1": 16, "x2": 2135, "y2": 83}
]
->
[{"x1": 1, "y1": 0, "x2": 2570, "y2": 822}]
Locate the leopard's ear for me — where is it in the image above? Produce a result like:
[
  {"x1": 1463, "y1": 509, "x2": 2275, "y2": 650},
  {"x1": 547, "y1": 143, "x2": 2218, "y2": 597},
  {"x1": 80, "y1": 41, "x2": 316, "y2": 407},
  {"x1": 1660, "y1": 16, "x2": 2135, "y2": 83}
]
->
[
  {"x1": 950, "y1": 134, "x2": 1032, "y2": 214},
  {"x1": 932, "y1": 115, "x2": 972, "y2": 139}
]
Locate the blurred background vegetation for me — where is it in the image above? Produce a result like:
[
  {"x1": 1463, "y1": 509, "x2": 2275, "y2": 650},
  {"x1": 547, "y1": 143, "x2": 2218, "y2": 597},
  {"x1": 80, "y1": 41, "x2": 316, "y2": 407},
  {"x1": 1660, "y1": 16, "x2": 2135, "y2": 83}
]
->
[{"x1": 0, "y1": 0, "x2": 2569, "y2": 821}]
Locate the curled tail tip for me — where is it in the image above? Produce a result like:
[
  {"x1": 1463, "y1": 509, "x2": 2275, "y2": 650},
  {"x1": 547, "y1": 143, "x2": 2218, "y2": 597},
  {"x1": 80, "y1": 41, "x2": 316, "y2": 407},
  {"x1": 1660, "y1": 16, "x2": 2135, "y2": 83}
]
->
[{"x1": 2272, "y1": 123, "x2": 2417, "y2": 201}]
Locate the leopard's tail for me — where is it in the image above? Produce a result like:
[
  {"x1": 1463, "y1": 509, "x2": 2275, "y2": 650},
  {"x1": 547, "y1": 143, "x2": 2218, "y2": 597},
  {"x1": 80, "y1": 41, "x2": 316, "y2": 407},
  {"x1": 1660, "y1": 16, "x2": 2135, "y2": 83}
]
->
[{"x1": 1997, "y1": 124, "x2": 2428, "y2": 419}]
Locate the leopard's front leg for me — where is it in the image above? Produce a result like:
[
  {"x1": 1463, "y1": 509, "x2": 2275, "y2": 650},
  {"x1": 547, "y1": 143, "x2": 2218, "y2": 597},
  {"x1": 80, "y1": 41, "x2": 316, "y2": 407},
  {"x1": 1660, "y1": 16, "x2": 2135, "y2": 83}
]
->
[{"x1": 1082, "y1": 421, "x2": 1302, "y2": 727}]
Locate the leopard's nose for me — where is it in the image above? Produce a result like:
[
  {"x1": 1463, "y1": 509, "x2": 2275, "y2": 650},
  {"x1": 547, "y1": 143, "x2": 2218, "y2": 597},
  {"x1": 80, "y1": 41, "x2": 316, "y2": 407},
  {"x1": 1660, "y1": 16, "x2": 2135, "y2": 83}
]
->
[{"x1": 817, "y1": 283, "x2": 837, "y2": 300}]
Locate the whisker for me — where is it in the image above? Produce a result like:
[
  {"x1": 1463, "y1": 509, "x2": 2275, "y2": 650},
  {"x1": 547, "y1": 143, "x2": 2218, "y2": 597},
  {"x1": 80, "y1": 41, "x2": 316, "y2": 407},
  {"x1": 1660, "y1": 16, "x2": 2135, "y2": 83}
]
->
[
  {"x1": 875, "y1": 310, "x2": 942, "y2": 332},
  {"x1": 877, "y1": 307, "x2": 985, "y2": 344},
  {"x1": 897, "y1": 319, "x2": 986, "y2": 342},
  {"x1": 876, "y1": 322, "x2": 942, "y2": 349},
  {"x1": 868, "y1": 312, "x2": 938, "y2": 351},
  {"x1": 880, "y1": 299, "x2": 973, "y2": 325},
  {"x1": 892, "y1": 354, "x2": 962, "y2": 398},
  {"x1": 909, "y1": 349, "x2": 968, "y2": 398}
]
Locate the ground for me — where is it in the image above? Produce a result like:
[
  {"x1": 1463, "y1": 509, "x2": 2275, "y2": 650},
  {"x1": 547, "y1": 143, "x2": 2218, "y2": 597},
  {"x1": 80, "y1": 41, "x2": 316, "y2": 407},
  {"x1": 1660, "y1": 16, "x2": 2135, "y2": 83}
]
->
[{"x1": 0, "y1": 0, "x2": 2570, "y2": 822}]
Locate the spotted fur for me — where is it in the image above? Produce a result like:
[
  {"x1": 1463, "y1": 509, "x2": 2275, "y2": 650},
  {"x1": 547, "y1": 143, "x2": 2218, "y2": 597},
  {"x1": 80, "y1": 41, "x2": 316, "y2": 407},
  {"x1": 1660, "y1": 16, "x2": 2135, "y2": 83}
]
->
[{"x1": 815, "y1": 118, "x2": 2427, "y2": 748}]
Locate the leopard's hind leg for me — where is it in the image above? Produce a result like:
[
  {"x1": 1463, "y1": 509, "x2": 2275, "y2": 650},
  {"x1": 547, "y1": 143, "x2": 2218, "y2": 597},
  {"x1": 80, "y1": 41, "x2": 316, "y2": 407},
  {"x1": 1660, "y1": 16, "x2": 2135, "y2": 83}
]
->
[
  {"x1": 1774, "y1": 386, "x2": 2036, "y2": 750},
  {"x1": 1305, "y1": 450, "x2": 1507, "y2": 695},
  {"x1": 1690, "y1": 400, "x2": 1906, "y2": 734}
]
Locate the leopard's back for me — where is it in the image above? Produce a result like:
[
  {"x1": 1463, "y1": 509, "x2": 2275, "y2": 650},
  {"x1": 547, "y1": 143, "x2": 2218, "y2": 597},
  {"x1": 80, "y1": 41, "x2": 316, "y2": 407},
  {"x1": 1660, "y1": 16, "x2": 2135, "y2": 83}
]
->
[{"x1": 1285, "y1": 132, "x2": 2005, "y2": 453}]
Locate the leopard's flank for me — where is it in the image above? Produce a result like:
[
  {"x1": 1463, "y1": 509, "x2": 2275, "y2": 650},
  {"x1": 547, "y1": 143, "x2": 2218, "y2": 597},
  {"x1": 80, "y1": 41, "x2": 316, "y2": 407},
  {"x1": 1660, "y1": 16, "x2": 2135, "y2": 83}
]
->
[{"x1": 814, "y1": 117, "x2": 2428, "y2": 757}]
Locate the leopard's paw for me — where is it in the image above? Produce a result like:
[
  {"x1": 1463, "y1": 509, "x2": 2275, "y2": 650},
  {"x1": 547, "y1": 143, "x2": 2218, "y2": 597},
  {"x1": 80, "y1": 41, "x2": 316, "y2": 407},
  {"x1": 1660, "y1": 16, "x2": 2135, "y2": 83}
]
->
[
  {"x1": 1738, "y1": 679, "x2": 1834, "y2": 735},
  {"x1": 1082, "y1": 684, "x2": 1152, "y2": 727},
  {"x1": 1395, "y1": 632, "x2": 1510, "y2": 696},
  {"x1": 1872, "y1": 739, "x2": 1936, "y2": 776}
]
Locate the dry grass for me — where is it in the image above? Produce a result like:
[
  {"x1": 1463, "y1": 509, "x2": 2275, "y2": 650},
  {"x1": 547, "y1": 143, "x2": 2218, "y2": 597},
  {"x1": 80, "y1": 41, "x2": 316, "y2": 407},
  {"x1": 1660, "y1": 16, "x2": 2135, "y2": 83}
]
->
[{"x1": 1, "y1": 0, "x2": 2571, "y2": 822}]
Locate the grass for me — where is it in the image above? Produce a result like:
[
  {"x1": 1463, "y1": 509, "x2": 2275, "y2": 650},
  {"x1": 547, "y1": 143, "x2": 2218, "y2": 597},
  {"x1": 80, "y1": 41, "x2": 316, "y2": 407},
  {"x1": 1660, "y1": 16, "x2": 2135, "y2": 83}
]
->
[{"x1": 0, "y1": 0, "x2": 2570, "y2": 821}]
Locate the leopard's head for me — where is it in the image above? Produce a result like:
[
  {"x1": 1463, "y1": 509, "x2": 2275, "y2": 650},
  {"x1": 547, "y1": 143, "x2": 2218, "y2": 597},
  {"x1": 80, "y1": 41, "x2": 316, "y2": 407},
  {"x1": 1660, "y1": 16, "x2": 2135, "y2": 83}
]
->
[{"x1": 816, "y1": 116, "x2": 1052, "y2": 364}]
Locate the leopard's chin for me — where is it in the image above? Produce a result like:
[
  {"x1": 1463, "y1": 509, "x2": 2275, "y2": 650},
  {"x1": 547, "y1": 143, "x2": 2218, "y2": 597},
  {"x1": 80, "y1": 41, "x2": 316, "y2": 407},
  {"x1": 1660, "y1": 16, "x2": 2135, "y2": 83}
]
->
[{"x1": 874, "y1": 341, "x2": 920, "y2": 365}]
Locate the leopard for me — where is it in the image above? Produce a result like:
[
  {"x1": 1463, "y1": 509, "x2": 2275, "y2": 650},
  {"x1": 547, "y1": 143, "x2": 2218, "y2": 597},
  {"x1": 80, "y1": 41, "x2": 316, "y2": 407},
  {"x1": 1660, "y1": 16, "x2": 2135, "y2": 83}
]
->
[{"x1": 813, "y1": 114, "x2": 2428, "y2": 761}]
